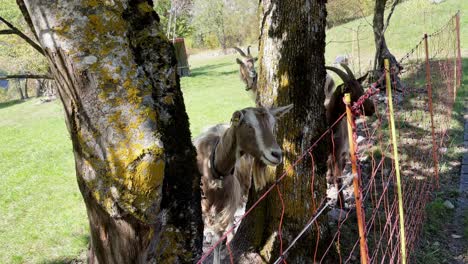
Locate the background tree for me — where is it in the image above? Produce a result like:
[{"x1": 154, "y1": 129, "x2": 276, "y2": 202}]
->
[
  {"x1": 191, "y1": 0, "x2": 257, "y2": 51},
  {"x1": 373, "y1": 0, "x2": 402, "y2": 79},
  {"x1": 0, "y1": 1, "x2": 47, "y2": 76},
  {"x1": 229, "y1": 0, "x2": 330, "y2": 262},
  {"x1": 0, "y1": 2, "x2": 56, "y2": 102},
  {"x1": 154, "y1": 0, "x2": 194, "y2": 38},
  {"x1": 16, "y1": 0, "x2": 203, "y2": 262}
]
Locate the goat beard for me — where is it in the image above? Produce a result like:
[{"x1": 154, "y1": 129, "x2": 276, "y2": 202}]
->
[{"x1": 252, "y1": 158, "x2": 277, "y2": 191}]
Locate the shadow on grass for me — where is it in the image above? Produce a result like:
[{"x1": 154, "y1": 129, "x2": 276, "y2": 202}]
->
[
  {"x1": 186, "y1": 62, "x2": 234, "y2": 77},
  {"x1": 0, "y1": 99, "x2": 25, "y2": 110}
]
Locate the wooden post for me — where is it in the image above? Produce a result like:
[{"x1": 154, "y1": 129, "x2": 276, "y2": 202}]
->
[
  {"x1": 384, "y1": 59, "x2": 407, "y2": 264},
  {"x1": 344, "y1": 93, "x2": 369, "y2": 264},
  {"x1": 423, "y1": 34, "x2": 440, "y2": 189}
]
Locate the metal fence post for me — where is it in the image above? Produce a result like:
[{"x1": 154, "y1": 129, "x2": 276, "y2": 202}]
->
[
  {"x1": 344, "y1": 93, "x2": 369, "y2": 264},
  {"x1": 384, "y1": 59, "x2": 407, "y2": 264}
]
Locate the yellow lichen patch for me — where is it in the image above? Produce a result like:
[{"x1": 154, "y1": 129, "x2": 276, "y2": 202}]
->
[
  {"x1": 84, "y1": 0, "x2": 99, "y2": 7},
  {"x1": 93, "y1": 190, "x2": 101, "y2": 202},
  {"x1": 127, "y1": 87, "x2": 142, "y2": 105},
  {"x1": 155, "y1": 225, "x2": 192, "y2": 263},
  {"x1": 280, "y1": 72, "x2": 290, "y2": 89},
  {"x1": 54, "y1": 23, "x2": 71, "y2": 36},
  {"x1": 142, "y1": 107, "x2": 157, "y2": 123},
  {"x1": 162, "y1": 94, "x2": 174, "y2": 105},
  {"x1": 138, "y1": 2, "x2": 154, "y2": 13},
  {"x1": 88, "y1": 14, "x2": 107, "y2": 34},
  {"x1": 123, "y1": 78, "x2": 143, "y2": 105},
  {"x1": 132, "y1": 159, "x2": 165, "y2": 194},
  {"x1": 260, "y1": 231, "x2": 277, "y2": 262}
]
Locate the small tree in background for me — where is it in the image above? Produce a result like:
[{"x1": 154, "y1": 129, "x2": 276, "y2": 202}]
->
[
  {"x1": 191, "y1": 0, "x2": 257, "y2": 51},
  {"x1": 372, "y1": 0, "x2": 402, "y2": 85},
  {"x1": 154, "y1": 0, "x2": 194, "y2": 38}
]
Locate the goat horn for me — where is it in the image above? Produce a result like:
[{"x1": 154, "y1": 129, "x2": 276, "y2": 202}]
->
[
  {"x1": 233, "y1": 46, "x2": 247, "y2": 57},
  {"x1": 247, "y1": 45, "x2": 251, "y2": 56},
  {"x1": 325, "y1": 66, "x2": 350, "y2": 84},
  {"x1": 340, "y1": 63, "x2": 356, "y2": 81}
]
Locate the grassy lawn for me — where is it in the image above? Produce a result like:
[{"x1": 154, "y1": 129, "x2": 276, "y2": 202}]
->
[
  {"x1": 0, "y1": 0, "x2": 466, "y2": 262},
  {"x1": 0, "y1": 100, "x2": 89, "y2": 264}
]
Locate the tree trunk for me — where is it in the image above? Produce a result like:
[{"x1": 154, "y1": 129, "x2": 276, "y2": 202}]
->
[
  {"x1": 17, "y1": 1, "x2": 203, "y2": 263},
  {"x1": 24, "y1": 78, "x2": 29, "y2": 99},
  {"x1": 36, "y1": 79, "x2": 43, "y2": 97},
  {"x1": 16, "y1": 79, "x2": 24, "y2": 100},
  {"x1": 373, "y1": 0, "x2": 401, "y2": 84},
  {"x1": 229, "y1": 1, "x2": 331, "y2": 263}
]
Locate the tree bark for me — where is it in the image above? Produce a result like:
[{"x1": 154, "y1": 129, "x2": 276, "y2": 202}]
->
[
  {"x1": 36, "y1": 79, "x2": 43, "y2": 97},
  {"x1": 17, "y1": 1, "x2": 203, "y2": 263},
  {"x1": 229, "y1": 1, "x2": 331, "y2": 263},
  {"x1": 16, "y1": 79, "x2": 24, "y2": 100}
]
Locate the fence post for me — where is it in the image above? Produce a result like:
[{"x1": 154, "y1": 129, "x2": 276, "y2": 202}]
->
[
  {"x1": 455, "y1": 11, "x2": 462, "y2": 88},
  {"x1": 344, "y1": 93, "x2": 369, "y2": 264},
  {"x1": 384, "y1": 59, "x2": 407, "y2": 264},
  {"x1": 423, "y1": 34, "x2": 440, "y2": 189}
]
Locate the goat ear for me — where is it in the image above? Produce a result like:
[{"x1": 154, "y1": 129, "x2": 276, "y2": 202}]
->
[
  {"x1": 236, "y1": 58, "x2": 243, "y2": 65},
  {"x1": 357, "y1": 72, "x2": 369, "y2": 84},
  {"x1": 231, "y1": 110, "x2": 244, "y2": 126},
  {"x1": 270, "y1": 104, "x2": 293, "y2": 119}
]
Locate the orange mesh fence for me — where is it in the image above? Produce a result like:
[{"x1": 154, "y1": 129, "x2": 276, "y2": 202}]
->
[{"x1": 199, "y1": 12, "x2": 462, "y2": 264}]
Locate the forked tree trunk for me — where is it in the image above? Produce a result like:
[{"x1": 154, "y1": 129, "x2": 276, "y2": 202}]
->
[
  {"x1": 229, "y1": 1, "x2": 331, "y2": 263},
  {"x1": 373, "y1": 0, "x2": 401, "y2": 84},
  {"x1": 17, "y1": 1, "x2": 203, "y2": 263}
]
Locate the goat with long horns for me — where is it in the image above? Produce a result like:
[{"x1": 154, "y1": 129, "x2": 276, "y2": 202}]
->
[
  {"x1": 233, "y1": 46, "x2": 258, "y2": 93},
  {"x1": 324, "y1": 63, "x2": 375, "y2": 207}
]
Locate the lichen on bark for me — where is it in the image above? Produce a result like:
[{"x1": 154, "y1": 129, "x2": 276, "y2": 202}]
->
[{"x1": 17, "y1": 0, "x2": 202, "y2": 261}]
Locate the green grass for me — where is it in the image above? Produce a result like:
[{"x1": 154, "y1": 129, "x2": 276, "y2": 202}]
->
[
  {"x1": 0, "y1": 0, "x2": 466, "y2": 262},
  {"x1": 0, "y1": 100, "x2": 89, "y2": 264}
]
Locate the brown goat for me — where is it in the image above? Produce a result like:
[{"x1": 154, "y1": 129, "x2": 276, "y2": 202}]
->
[
  {"x1": 325, "y1": 64, "x2": 375, "y2": 206},
  {"x1": 234, "y1": 46, "x2": 258, "y2": 93},
  {"x1": 194, "y1": 105, "x2": 293, "y2": 263}
]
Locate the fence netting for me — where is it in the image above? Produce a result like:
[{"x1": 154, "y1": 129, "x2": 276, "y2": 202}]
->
[{"x1": 200, "y1": 12, "x2": 462, "y2": 264}]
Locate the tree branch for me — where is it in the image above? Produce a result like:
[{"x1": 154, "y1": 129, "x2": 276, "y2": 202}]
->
[
  {"x1": 0, "y1": 74, "x2": 53, "y2": 80},
  {"x1": 383, "y1": 0, "x2": 400, "y2": 34},
  {"x1": 0, "y1": 29, "x2": 15, "y2": 35},
  {"x1": 0, "y1": 15, "x2": 45, "y2": 56}
]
